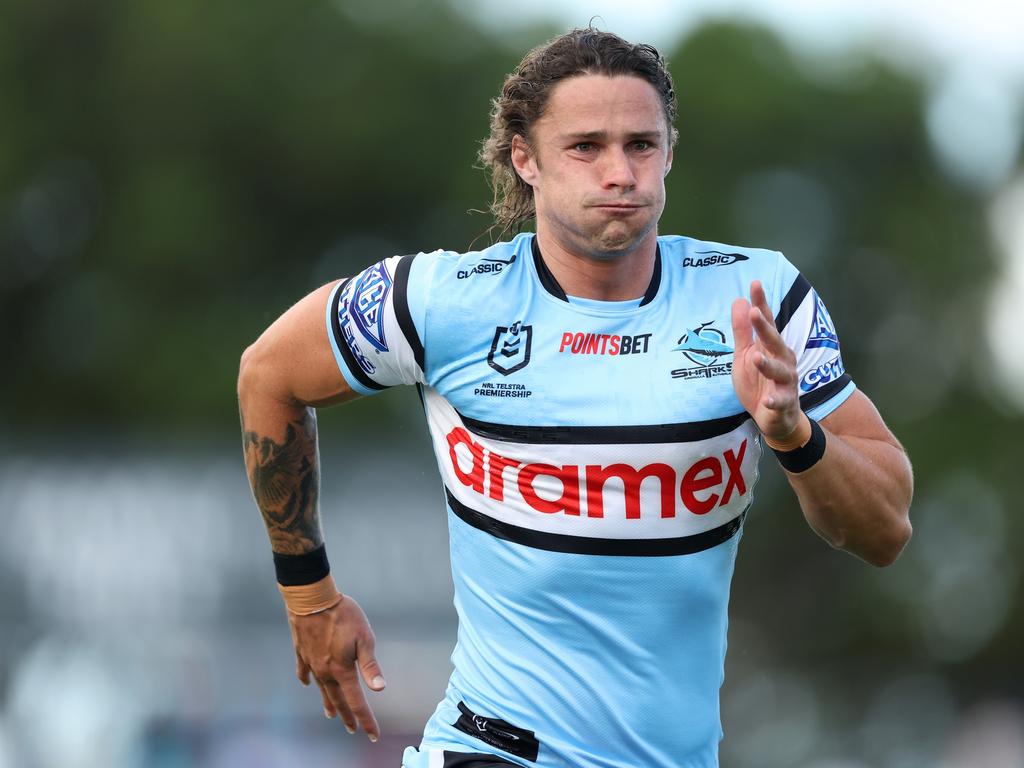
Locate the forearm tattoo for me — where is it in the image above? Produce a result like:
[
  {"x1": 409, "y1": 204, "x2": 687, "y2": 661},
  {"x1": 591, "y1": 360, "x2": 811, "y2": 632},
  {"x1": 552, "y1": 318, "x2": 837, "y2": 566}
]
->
[{"x1": 242, "y1": 408, "x2": 323, "y2": 555}]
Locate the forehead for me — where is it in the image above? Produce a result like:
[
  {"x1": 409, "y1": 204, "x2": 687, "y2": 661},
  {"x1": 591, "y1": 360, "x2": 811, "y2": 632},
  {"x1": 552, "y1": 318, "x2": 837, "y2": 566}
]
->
[{"x1": 536, "y1": 74, "x2": 668, "y2": 137}]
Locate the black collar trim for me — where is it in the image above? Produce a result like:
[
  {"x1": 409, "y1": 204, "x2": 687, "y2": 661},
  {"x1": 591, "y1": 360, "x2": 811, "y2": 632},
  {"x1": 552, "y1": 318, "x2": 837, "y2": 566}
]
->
[{"x1": 531, "y1": 236, "x2": 661, "y2": 306}]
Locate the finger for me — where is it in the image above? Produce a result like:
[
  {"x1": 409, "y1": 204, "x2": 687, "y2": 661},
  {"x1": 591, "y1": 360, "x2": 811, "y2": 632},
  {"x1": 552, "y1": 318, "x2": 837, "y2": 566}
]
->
[
  {"x1": 357, "y1": 638, "x2": 387, "y2": 692},
  {"x1": 296, "y1": 654, "x2": 311, "y2": 687},
  {"x1": 334, "y1": 665, "x2": 381, "y2": 742},
  {"x1": 316, "y1": 680, "x2": 337, "y2": 719},
  {"x1": 753, "y1": 351, "x2": 796, "y2": 385},
  {"x1": 763, "y1": 391, "x2": 799, "y2": 412},
  {"x1": 748, "y1": 305, "x2": 791, "y2": 356},
  {"x1": 731, "y1": 298, "x2": 753, "y2": 353},
  {"x1": 319, "y1": 676, "x2": 357, "y2": 734},
  {"x1": 749, "y1": 280, "x2": 775, "y2": 325}
]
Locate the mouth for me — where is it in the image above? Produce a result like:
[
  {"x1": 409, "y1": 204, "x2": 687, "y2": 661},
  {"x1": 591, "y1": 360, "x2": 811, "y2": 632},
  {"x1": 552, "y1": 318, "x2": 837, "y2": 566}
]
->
[{"x1": 590, "y1": 203, "x2": 645, "y2": 213}]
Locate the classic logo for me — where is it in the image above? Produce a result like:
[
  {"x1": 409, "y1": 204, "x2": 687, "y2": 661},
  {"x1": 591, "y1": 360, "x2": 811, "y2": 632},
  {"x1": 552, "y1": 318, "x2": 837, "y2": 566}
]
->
[
  {"x1": 683, "y1": 250, "x2": 750, "y2": 268},
  {"x1": 671, "y1": 322, "x2": 734, "y2": 379},
  {"x1": 806, "y1": 291, "x2": 840, "y2": 350},
  {"x1": 447, "y1": 427, "x2": 748, "y2": 518},
  {"x1": 457, "y1": 254, "x2": 516, "y2": 279},
  {"x1": 558, "y1": 332, "x2": 652, "y2": 356},
  {"x1": 801, "y1": 355, "x2": 845, "y2": 392},
  {"x1": 487, "y1": 321, "x2": 532, "y2": 375},
  {"x1": 349, "y1": 263, "x2": 392, "y2": 352}
]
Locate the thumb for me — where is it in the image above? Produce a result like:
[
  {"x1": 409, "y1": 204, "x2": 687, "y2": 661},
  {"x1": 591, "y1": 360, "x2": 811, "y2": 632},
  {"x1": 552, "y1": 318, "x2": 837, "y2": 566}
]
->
[{"x1": 357, "y1": 640, "x2": 386, "y2": 691}]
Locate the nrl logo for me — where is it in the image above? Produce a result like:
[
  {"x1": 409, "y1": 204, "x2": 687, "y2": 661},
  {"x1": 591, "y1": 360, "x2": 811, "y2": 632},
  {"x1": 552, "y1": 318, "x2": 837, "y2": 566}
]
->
[{"x1": 487, "y1": 321, "x2": 532, "y2": 375}]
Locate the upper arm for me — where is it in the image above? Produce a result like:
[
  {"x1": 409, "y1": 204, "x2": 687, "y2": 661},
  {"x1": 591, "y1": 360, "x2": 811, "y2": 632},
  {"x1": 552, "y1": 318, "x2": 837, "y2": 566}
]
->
[
  {"x1": 819, "y1": 388, "x2": 903, "y2": 449},
  {"x1": 239, "y1": 281, "x2": 360, "y2": 409}
]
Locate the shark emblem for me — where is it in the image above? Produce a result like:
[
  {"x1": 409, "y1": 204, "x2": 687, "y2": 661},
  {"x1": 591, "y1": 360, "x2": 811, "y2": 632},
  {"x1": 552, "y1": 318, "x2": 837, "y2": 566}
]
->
[{"x1": 674, "y1": 322, "x2": 734, "y2": 367}]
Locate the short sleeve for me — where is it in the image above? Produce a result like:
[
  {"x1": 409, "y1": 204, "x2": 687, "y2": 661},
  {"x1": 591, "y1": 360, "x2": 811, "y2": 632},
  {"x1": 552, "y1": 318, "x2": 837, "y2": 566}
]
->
[
  {"x1": 771, "y1": 255, "x2": 856, "y2": 421},
  {"x1": 325, "y1": 254, "x2": 427, "y2": 395}
]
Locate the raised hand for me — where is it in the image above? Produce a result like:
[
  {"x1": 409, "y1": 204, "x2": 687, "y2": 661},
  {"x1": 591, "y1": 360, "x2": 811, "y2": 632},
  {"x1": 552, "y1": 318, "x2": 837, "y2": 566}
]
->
[
  {"x1": 287, "y1": 594, "x2": 387, "y2": 741},
  {"x1": 730, "y1": 280, "x2": 808, "y2": 448}
]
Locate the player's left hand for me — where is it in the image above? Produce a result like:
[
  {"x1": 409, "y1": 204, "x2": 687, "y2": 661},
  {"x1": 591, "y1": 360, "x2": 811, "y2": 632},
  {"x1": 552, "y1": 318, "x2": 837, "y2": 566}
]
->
[{"x1": 731, "y1": 280, "x2": 806, "y2": 445}]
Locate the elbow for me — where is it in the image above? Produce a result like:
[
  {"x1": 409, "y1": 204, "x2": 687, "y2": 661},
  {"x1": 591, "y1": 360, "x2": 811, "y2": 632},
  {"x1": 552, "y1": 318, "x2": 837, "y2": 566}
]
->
[
  {"x1": 237, "y1": 339, "x2": 270, "y2": 407},
  {"x1": 864, "y1": 516, "x2": 913, "y2": 568}
]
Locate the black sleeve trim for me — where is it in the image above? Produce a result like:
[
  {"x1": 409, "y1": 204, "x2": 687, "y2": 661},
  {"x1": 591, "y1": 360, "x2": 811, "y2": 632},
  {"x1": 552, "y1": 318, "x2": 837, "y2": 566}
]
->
[
  {"x1": 457, "y1": 408, "x2": 750, "y2": 445},
  {"x1": 446, "y1": 488, "x2": 747, "y2": 557},
  {"x1": 638, "y1": 244, "x2": 662, "y2": 306},
  {"x1": 775, "y1": 272, "x2": 812, "y2": 333},
  {"x1": 392, "y1": 254, "x2": 425, "y2": 373},
  {"x1": 799, "y1": 374, "x2": 852, "y2": 411},
  {"x1": 329, "y1": 277, "x2": 388, "y2": 392}
]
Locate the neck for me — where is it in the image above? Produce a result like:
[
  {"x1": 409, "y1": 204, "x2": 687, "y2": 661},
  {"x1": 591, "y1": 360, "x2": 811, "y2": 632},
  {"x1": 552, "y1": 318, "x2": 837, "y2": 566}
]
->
[{"x1": 533, "y1": 229, "x2": 658, "y2": 301}]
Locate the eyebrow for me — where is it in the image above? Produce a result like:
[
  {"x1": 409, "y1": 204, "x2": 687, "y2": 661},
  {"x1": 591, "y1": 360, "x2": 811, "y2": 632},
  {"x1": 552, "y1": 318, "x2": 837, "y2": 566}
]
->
[{"x1": 558, "y1": 129, "x2": 663, "y2": 142}]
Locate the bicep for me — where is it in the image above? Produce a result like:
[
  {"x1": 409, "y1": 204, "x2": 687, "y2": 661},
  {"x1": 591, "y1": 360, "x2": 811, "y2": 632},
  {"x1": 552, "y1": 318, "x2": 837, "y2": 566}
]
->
[{"x1": 241, "y1": 281, "x2": 360, "y2": 409}]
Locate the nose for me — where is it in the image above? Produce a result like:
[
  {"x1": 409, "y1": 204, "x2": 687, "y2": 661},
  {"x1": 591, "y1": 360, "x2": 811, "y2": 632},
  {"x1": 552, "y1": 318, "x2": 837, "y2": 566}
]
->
[{"x1": 600, "y1": 147, "x2": 637, "y2": 190}]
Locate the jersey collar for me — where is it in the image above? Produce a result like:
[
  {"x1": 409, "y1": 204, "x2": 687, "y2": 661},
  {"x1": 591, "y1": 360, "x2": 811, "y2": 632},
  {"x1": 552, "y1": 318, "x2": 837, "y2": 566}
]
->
[{"x1": 531, "y1": 236, "x2": 661, "y2": 306}]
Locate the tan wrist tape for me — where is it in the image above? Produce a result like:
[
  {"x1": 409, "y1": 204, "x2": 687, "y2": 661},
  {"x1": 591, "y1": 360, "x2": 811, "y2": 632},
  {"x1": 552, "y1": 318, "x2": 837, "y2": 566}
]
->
[
  {"x1": 763, "y1": 414, "x2": 812, "y2": 452},
  {"x1": 278, "y1": 574, "x2": 343, "y2": 615}
]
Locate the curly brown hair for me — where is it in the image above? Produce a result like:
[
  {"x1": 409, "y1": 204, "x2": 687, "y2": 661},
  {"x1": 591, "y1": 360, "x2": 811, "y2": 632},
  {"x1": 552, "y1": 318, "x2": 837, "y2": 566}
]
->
[{"x1": 479, "y1": 27, "x2": 678, "y2": 238}]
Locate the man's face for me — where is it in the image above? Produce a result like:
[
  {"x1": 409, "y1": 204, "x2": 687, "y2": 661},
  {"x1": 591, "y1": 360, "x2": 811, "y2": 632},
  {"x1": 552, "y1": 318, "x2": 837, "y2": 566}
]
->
[{"x1": 512, "y1": 73, "x2": 673, "y2": 260}]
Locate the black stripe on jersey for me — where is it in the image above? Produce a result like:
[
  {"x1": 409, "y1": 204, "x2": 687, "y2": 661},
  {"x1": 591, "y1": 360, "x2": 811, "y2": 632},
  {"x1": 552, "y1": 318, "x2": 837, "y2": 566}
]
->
[
  {"x1": 457, "y1": 409, "x2": 750, "y2": 445},
  {"x1": 531, "y1": 237, "x2": 568, "y2": 301},
  {"x1": 329, "y1": 277, "x2": 388, "y2": 392},
  {"x1": 446, "y1": 488, "x2": 747, "y2": 557},
  {"x1": 442, "y1": 751, "x2": 521, "y2": 768},
  {"x1": 392, "y1": 253, "x2": 426, "y2": 373},
  {"x1": 774, "y1": 273, "x2": 812, "y2": 333},
  {"x1": 639, "y1": 245, "x2": 662, "y2": 306},
  {"x1": 532, "y1": 235, "x2": 663, "y2": 305},
  {"x1": 800, "y1": 373, "x2": 852, "y2": 412}
]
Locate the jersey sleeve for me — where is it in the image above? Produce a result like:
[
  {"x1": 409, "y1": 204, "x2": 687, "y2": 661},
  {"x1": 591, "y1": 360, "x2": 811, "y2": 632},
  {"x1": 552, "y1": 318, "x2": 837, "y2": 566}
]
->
[
  {"x1": 771, "y1": 255, "x2": 856, "y2": 421},
  {"x1": 325, "y1": 254, "x2": 427, "y2": 395}
]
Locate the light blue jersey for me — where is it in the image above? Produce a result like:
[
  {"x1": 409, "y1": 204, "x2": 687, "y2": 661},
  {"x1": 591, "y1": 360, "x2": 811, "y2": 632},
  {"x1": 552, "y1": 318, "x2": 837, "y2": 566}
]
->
[{"x1": 327, "y1": 233, "x2": 854, "y2": 768}]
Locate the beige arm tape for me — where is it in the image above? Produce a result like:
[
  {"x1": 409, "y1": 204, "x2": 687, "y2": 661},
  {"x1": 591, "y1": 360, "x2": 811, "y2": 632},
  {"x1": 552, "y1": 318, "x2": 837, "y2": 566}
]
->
[
  {"x1": 278, "y1": 574, "x2": 343, "y2": 615},
  {"x1": 763, "y1": 412, "x2": 813, "y2": 452}
]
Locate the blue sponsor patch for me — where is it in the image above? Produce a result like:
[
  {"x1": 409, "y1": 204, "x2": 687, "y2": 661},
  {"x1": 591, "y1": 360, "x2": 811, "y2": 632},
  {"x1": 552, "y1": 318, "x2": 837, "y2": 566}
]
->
[
  {"x1": 350, "y1": 262, "x2": 392, "y2": 352},
  {"x1": 339, "y1": 286, "x2": 377, "y2": 375},
  {"x1": 807, "y1": 291, "x2": 840, "y2": 350},
  {"x1": 800, "y1": 355, "x2": 845, "y2": 392}
]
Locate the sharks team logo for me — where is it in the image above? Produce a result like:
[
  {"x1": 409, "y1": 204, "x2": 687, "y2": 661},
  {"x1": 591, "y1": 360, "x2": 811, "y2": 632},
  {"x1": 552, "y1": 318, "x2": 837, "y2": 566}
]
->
[
  {"x1": 488, "y1": 321, "x2": 533, "y2": 375},
  {"x1": 671, "y1": 322, "x2": 734, "y2": 380},
  {"x1": 806, "y1": 291, "x2": 840, "y2": 350}
]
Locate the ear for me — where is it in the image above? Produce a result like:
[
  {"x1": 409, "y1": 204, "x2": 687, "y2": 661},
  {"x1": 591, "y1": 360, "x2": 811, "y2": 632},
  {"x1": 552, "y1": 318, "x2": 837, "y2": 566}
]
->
[
  {"x1": 664, "y1": 145, "x2": 673, "y2": 177},
  {"x1": 511, "y1": 134, "x2": 539, "y2": 186}
]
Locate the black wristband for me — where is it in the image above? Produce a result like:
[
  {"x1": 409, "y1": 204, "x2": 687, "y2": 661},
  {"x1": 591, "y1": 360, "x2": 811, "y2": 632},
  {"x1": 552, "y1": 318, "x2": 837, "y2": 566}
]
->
[
  {"x1": 772, "y1": 417, "x2": 826, "y2": 473},
  {"x1": 273, "y1": 544, "x2": 330, "y2": 586}
]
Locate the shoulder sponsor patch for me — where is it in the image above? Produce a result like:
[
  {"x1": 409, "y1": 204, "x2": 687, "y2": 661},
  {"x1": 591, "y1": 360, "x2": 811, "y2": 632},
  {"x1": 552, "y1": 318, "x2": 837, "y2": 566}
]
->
[
  {"x1": 806, "y1": 291, "x2": 839, "y2": 350},
  {"x1": 349, "y1": 262, "x2": 392, "y2": 352},
  {"x1": 801, "y1": 355, "x2": 845, "y2": 392}
]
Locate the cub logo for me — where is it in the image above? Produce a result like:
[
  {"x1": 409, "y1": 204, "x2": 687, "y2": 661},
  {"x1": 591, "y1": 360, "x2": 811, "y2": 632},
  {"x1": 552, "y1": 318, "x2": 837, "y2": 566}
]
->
[{"x1": 488, "y1": 321, "x2": 533, "y2": 375}]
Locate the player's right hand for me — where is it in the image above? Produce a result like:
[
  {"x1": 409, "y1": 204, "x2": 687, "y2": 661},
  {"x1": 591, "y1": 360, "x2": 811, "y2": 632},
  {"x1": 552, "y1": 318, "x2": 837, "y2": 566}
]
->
[{"x1": 286, "y1": 594, "x2": 386, "y2": 741}]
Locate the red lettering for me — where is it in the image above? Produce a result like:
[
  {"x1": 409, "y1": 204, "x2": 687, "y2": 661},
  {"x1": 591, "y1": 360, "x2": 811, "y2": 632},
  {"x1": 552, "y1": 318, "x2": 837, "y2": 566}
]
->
[
  {"x1": 571, "y1": 333, "x2": 585, "y2": 353},
  {"x1": 585, "y1": 463, "x2": 675, "y2": 519},
  {"x1": 598, "y1": 334, "x2": 610, "y2": 354},
  {"x1": 680, "y1": 458, "x2": 722, "y2": 515},
  {"x1": 488, "y1": 452, "x2": 520, "y2": 501},
  {"x1": 585, "y1": 334, "x2": 600, "y2": 354},
  {"x1": 559, "y1": 332, "x2": 573, "y2": 353},
  {"x1": 720, "y1": 439, "x2": 747, "y2": 504},
  {"x1": 609, "y1": 335, "x2": 620, "y2": 355},
  {"x1": 447, "y1": 427, "x2": 484, "y2": 494},
  {"x1": 519, "y1": 464, "x2": 581, "y2": 515}
]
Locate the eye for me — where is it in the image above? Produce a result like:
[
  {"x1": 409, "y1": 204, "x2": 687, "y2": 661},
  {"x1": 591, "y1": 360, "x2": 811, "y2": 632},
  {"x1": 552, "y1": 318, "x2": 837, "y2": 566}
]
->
[
  {"x1": 572, "y1": 142, "x2": 594, "y2": 152},
  {"x1": 631, "y1": 140, "x2": 653, "y2": 151}
]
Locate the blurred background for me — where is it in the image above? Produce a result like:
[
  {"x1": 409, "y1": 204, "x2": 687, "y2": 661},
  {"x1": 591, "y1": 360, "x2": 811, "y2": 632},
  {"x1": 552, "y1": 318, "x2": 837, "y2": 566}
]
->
[{"x1": 2, "y1": 0, "x2": 1022, "y2": 766}]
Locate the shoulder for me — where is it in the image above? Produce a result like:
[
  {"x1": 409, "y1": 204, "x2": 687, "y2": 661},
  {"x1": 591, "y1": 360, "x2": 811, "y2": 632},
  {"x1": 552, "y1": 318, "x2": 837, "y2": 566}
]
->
[{"x1": 658, "y1": 234, "x2": 782, "y2": 270}]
